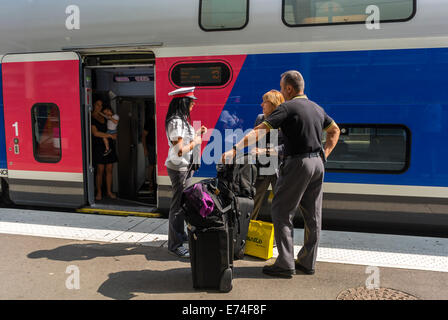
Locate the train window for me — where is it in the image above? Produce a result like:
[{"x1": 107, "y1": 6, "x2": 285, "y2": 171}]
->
[
  {"x1": 323, "y1": 124, "x2": 410, "y2": 173},
  {"x1": 283, "y1": 0, "x2": 415, "y2": 27},
  {"x1": 171, "y1": 62, "x2": 231, "y2": 87},
  {"x1": 31, "y1": 103, "x2": 62, "y2": 163},
  {"x1": 199, "y1": 0, "x2": 249, "y2": 31}
]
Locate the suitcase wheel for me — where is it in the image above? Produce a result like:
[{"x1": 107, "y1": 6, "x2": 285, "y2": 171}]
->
[
  {"x1": 237, "y1": 247, "x2": 245, "y2": 259},
  {"x1": 219, "y1": 268, "x2": 233, "y2": 293}
]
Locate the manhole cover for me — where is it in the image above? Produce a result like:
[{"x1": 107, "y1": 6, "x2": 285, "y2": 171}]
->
[{"x1": 337, "y1": 287, "x2": 419, "y2": 300}]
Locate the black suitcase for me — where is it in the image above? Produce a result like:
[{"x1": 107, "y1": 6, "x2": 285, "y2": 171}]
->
[
  {"x1": 182, "y1": 179, "x2": 235, "y2": 292},
  {"x1": 232, "y1": 196, "x2": 254, "y2": 260},
  {"x1": 187, "y1": 220, "x2": 234, "y2": 292}
]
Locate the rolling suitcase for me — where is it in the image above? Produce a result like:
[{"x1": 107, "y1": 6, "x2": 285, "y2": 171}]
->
[
  {"x1": 182, "y1": 179, "x2": 235, "y2": 292},
  {"x1": 187, "y1": 220, "x2": 233, "y2": 292}
]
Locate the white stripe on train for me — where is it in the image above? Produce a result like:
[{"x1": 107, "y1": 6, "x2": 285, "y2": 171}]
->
[
  {"x1": 157, "y1": 175, "x2": 448, "y2": 198},
  {"x1": 153, "y1": 36, "x2": 448, "y2": 58},
  {"x1": 8, "y1": 170, "x2": 83, "y2": 182},
  {"x1": 1, "y1": 52, "x2": 79, "y2": 63}
]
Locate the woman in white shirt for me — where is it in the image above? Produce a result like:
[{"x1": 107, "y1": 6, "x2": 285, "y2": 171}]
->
[{"x1": 165, "y1": 87, "x2": 207, "y2": 258}]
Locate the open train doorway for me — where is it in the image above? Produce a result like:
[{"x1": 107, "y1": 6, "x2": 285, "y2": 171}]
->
[{"x1": 82, "y1": 52, "x2": 158, "y2": 212}]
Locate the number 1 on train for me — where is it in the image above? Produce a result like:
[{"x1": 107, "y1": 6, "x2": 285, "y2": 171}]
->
[{"x1": 12, "y1": 122, "x2": 19, "y2": 137}]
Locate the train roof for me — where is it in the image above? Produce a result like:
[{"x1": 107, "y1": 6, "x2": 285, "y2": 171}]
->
[{"x1": 0, "y1": 0, "x2": 447, "y2": 57}]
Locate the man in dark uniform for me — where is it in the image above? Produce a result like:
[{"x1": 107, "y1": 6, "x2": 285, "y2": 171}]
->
[{"x1": 222, "y1": 70, "x2": 340, "y2": 278}]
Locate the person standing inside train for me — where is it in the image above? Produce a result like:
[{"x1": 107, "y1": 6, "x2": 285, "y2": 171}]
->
[
  {"x1": 222, "y1": 70, "x2": 340, "y2": 278},
  {"x1": 165, "y1": 87, "x2": 207, "y2": 258},
  {"x1": 250, "y1": 90, "x2": 285, "y2": 220},
  {"x1": 91, "y1": 99, "x2": 118, "y2": 201}
]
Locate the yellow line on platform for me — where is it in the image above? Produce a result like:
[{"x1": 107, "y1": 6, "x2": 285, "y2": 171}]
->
[{"x1": 76, "y1": 208, "x2": 162, "y2": 218}]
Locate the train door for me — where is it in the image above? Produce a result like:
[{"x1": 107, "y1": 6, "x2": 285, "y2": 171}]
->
[
  {"x1": 1, "y1": 52, "x2": 86, "y2": 207},
  {"x1": 83, "y1": 60, "x2": 156, "y2": 208}
]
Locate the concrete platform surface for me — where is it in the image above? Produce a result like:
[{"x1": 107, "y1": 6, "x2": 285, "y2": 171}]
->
[{"x1": 0, "y1": 208, "x2": 447, "y2": 300}]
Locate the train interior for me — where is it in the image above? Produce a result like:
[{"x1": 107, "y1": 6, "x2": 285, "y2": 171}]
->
[{"x1": 82, "y1": 52, "x2": 158, "y2": 212}]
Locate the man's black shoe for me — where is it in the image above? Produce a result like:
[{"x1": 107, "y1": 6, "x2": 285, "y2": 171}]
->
[
  {"x1": 262, "y1": 264, "x2": 295, "y2": 279},
  {"x1": 294, "y1": 261, "x2": 315, "y2": 275}
]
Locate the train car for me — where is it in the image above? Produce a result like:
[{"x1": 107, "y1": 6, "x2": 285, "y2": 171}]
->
[{"x1": 0, "y1": 0, "x2": 447, "y2": 227}]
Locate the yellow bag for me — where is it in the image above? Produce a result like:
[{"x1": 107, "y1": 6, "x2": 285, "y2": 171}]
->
[{"x1": 244, "y1": 220, "x2": 275, "y2": 260}]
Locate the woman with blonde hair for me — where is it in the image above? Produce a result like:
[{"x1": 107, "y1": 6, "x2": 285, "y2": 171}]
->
[{"x1": 251, "y1": 90, "x2": 285, "y2": 220}]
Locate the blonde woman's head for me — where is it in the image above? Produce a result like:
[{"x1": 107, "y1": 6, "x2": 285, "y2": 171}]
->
[{"x1": 261, "y1": 90, "x2": 285, "y2": 117}]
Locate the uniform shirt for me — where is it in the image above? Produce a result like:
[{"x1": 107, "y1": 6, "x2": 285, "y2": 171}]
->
[
  {"x1": 165, "y1": 117, "x2": 196, "y2": 171},
  {"x1": 263, "y1": 95, "x2": 334, "y2": 157}
]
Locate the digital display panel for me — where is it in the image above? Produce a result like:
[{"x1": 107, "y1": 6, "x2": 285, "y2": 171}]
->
[
  {"x1": 180, "y1": 66, "x2": 221, "y2": 85},
  {"x1": 171, "y1": 62, "x2": 231, "y2": 87}
]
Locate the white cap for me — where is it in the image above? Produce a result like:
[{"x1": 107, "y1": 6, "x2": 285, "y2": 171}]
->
[{"x1": 168, "y1": 87, "x2": 197, "y2": 100}]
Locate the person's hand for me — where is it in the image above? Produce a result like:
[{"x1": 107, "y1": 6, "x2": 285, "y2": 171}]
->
[
  {"x1": 109, "y1": 134, "x2": 116, "y2": 140},
  {"x1": 221, "y1": 148, "x2": 236, "y2": 164},
  {"x1": 101, "y1": 112, "x2": 112, "y2": 120},
  {"x1": 252, "y1": 147, "x2": 267, "y2": 155},
  {"x1": 251, "y1": 147, "x2": 265, "y2": 156},
  {"x1": 196, "y1": 126, "x2": 207, "y2": 136},
  {"x1": 250, "y1": 147, "x2": 257, "y2": 156}
]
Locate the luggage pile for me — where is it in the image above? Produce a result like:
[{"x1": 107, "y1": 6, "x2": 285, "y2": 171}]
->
[{"x1": 181, "y1": 154, "x2": 257, "y2": 292}]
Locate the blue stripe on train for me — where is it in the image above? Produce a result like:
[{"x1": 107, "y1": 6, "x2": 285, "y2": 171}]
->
[
  {"x1": 0, "y1": 64, "x2": 7, "y2": 170},
  {"x1": 196, "y1": 47, "x2": 448, "y2": 188}
]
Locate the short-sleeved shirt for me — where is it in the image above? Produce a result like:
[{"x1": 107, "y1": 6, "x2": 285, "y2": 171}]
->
[
  {"x1": 91, "y1": 116, "x2": 118, "y2": 165},
  {"x1": 165, "y1": 117, "x2": 196, "y2": 171},
  {"x1": 91, "y1": 117, "x2": 107, "y2": 147},
  {"x1": 107, "y1": 114, "x2": 119, "y2": 131},
  {"x1": 263, "y1": 95, "x2": 334, "y2": 157}
]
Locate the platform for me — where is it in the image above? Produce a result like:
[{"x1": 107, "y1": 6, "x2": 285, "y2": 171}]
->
[
  {"x1": 1, "y1": 208, "x2": 447, "y2": 273},
  {"x1": 0, "y1": 207, "x2": 447, "y2": 300}
]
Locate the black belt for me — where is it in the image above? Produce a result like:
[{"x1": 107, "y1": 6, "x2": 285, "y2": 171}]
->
[{"x1": 285, "y1": 152, "x2": 320, "y2": 160}]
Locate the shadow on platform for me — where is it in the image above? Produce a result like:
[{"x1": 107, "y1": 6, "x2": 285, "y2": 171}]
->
[
  {"x1": 97, "y1": 266, "x2": 266, "y2": 299},
  {"x1": 27, "y1": 242, "x2": 179, "y2": 262}
]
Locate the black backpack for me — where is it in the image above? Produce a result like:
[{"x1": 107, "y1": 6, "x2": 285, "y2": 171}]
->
[{"x1": 216, "y1": 153, "x2": 258, "y2": 199}]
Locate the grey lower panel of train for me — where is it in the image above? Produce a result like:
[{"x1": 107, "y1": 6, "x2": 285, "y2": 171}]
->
[{"x1": 8, "y1": 179, "x2": 85, "y2": 208}]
